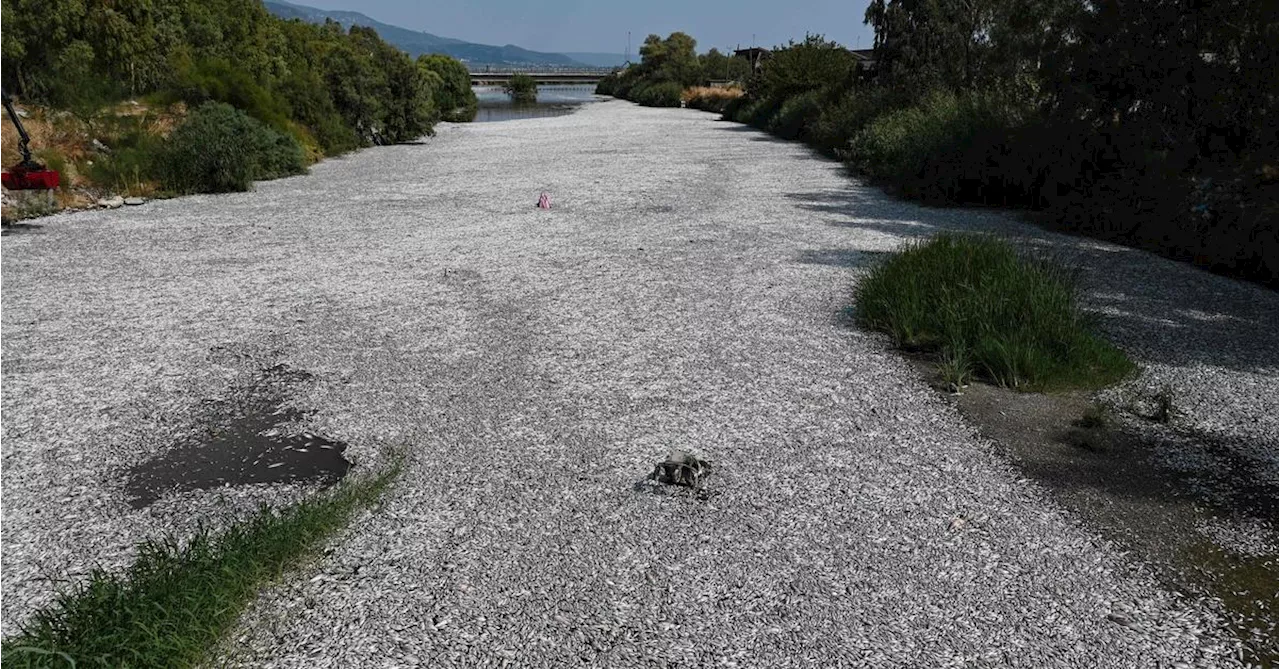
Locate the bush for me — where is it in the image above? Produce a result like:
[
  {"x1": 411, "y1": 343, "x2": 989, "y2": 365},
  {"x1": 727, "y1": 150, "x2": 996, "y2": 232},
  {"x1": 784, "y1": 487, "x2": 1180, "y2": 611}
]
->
[
  {"x1": 161, "y1": 102, "x2": 305, "y2": 194},
  {"x1": 595, "y1": 72, "x2": 620, "y2": 96},
  {"x1": 808, "y1": 87, "x2": 907, "y2": 156},
  {"x1": 849, "y1": 91, "x2": 1038, "y2": 205},
  {"x1": 720, "y1": 95, "x2": 750, "y2": 121},
  {"x1": 767, "y1": 90, "x2": 824, "y2": 140},
  {"x1": 856, "y1": 234, "x2": 1135, "y2": 390},
  {"x1": 752, "y1": 35, "x2": 855, "y2": 103},
  {"x1": 633, "y1": 81, "x2": 683, "y2": 108},
  {"x1": 505, "y1": 74, "x2": 538, "y2": 104},
  {"x1": 736, "y1": 96, "x2": 784, "y2": 128},
  {"x1": 418, "y1": 54, "x2": 477, "y2": 122}
]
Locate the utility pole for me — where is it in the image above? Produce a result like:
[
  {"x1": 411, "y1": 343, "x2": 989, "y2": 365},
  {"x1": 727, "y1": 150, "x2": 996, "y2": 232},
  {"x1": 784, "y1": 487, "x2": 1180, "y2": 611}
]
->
[{"x1": 626, "y1": 31, "x2": 631, "y2": 65}]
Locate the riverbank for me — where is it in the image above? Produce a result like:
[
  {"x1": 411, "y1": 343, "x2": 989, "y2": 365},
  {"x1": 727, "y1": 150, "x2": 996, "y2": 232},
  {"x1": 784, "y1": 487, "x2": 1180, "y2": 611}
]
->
[{"x1": 2, "y1": 101, "x2": 1272, "y2": 666}]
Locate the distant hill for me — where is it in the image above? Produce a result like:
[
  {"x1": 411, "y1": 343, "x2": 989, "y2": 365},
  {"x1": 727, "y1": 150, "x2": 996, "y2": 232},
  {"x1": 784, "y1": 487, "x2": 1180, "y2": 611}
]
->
[
  {"x1": 264, "y1": 0, "x2": 585, "y2": 67},
  {"x1": 561, "y1": 53, "x2": 629, "y2": 68}
]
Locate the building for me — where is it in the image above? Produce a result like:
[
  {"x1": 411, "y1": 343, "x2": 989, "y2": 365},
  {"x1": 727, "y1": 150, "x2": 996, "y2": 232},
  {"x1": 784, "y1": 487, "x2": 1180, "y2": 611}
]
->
[
  {"x1": 733, "y1": 47, "x2": 771, "y2": 73},
  {"x1": 851, "y1": 48, "x2": 877, "y2": 72}
]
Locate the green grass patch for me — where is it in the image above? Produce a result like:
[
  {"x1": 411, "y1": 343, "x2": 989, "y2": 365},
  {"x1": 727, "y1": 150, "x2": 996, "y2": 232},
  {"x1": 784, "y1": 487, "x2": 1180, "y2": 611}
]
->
[
  {"x1": 856, "y1": 233, "x2": 1135, "y2": 391},
  {"x1": 2, "y1": 461, "x2": 401, "y2": 669}
]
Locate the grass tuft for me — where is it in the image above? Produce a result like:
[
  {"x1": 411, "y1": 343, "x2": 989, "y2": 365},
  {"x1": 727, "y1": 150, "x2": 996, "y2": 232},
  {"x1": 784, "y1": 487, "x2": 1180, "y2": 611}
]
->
[
  {"x1": 856, "y1": 233, "x2": 1135, "y2": 391},
  {"x1": 1, "y1": 460, "x2": 401, "y2": 669}
]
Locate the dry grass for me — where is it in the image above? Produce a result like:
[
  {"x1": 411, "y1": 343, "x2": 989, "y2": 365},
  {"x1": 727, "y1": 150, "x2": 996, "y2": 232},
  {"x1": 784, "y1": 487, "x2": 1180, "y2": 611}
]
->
[
  {"x1": 682, "y1": 86, "x2": 743, "y2": 103},
  {"x1": 2, "y1": 100, "x2": 186, "y2": 220},
  {"x1": 683, "y1": 86, "x2": 745, "y2": 114}
]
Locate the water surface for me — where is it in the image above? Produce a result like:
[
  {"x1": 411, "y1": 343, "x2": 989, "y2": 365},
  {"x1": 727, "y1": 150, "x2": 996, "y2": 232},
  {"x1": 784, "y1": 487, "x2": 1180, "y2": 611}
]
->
[{"x1": 472, "y1": 84, "x2": 600, "y2": 122}]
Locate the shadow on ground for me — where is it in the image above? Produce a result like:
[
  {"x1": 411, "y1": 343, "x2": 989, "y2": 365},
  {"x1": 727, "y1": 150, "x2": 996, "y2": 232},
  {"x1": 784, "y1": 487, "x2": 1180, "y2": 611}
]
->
[
  {"x1": 786, "y1": 187, "x2": 1279, "y2": 375},
  {"x1": 952, "y1": 380, "x2": 1278, "y2": 668}
]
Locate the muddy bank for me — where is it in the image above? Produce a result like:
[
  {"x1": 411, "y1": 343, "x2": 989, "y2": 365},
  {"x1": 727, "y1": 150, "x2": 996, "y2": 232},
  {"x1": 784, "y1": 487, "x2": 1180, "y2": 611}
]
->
[{"x1": 949, "y1": 379, "x2": 1277, "y2": 667}]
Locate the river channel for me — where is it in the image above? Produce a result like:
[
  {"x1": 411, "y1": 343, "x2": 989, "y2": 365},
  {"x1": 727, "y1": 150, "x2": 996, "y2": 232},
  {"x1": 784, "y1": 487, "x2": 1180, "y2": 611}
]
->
[{"x1": 471, "y1": 84, "x2": 600, "y2": 122}]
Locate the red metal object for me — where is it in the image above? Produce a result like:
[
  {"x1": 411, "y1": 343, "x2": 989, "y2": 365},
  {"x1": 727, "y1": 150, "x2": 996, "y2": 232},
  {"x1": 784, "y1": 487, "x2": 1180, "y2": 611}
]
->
[
  {"x1": 2, "y1": 166, "x2": 60, "y2": 190},
  {"x1": 2, "y1": 88, "x2": 61, "y2": 191}
]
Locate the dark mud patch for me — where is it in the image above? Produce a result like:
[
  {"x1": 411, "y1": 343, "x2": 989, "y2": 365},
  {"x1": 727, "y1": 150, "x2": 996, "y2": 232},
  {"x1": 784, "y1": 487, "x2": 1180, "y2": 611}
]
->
[
  {"x1": 125, "y1": 364, "x2": 351, "y2": 509},
  {"x1": 945, "y1": 377, "x2": 1277, "y2": 667}
]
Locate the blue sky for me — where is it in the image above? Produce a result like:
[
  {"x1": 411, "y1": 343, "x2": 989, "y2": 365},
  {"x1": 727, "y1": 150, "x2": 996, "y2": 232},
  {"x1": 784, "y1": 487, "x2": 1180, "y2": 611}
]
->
[{"x1": 296, "y1": 0, "x2": 877, "y2": 54}]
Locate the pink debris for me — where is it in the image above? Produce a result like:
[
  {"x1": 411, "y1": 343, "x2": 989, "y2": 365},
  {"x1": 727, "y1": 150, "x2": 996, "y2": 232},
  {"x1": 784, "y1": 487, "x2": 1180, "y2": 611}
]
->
[{"x1": 537, "y1": 192, "x2": 551, "y2": 209}]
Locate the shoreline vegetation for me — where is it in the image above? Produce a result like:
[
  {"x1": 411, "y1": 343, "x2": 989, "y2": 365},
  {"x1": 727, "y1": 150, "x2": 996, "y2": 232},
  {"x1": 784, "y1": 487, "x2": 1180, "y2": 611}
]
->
[
  {"x1": 598, "y1": 14, "x2": 1278, "y2": 289},
  {"x1": 1, "y1": 0, "x2": 478, "y2": 219},
  {"x1": 856, "y1": 234, "x2": 1136, "y2": 392},
  {"x1": 504, "y1": 73, "x2": 538, "y2": 104},
  {"x1": 1, "y1": 460, "x2": 402, "y2": 669}
]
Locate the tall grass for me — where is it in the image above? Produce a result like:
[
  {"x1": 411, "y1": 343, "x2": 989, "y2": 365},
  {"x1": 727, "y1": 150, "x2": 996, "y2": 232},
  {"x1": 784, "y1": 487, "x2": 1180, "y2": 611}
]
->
[
  {"x1": 1, "y1": 461, "x2": 401, "y2": 669},
  {"x1": 856, "y1": 234, "x2": 1135, "y2": 390},
  {"x1": 684, "y1": 86, "x2": 743, "y2": 113}
]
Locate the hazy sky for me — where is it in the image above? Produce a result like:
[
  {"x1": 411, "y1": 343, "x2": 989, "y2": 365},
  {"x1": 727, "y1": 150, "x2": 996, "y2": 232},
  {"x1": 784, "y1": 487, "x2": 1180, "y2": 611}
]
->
[{"x1": 295, "y1": 0, "x2": 877, "y2": 54}]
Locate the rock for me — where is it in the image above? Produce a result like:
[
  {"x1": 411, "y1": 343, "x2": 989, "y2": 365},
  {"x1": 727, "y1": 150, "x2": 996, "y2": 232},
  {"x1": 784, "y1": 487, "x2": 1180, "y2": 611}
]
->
[
  {"x1": 97, "y1": 196, "x2": 124, "y2": 209},
  {"x1": 91, "y1": 139, "x2": 110, "y2": 153},
  {"x1": 123, "y1": 197, "x2": 145, "y2": 206}
]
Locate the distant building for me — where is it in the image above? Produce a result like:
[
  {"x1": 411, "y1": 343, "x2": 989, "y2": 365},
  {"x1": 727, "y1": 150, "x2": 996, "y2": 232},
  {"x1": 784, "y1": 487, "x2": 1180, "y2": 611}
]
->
[
  {"x1": 851, "y1": 48, "x2": 877, "y2": 72},
  {"x1": 733, "y1": 47, "x2": 771, "y2": 73}
]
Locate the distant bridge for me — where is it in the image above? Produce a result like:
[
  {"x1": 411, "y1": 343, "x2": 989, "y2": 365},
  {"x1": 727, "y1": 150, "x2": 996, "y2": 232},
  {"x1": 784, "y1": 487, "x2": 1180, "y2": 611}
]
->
[{"x1": 470, "y1": 71, "x2": 609, "y2": 86}]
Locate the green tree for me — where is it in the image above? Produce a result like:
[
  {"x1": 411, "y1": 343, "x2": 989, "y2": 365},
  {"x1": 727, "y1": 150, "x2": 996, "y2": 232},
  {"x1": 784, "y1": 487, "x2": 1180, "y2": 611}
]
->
[
  {"x1": 418, "y1": 53, "x2": 477, "y2": 122},
  {"x1": 698, "y1": 48, "x2": 751, "y2": 84},
  {"x1": 753, "y1": 34, "x2": 855, "y2": 101},
  {"x1": 505, "y1": 74, "x2": 537, "y2": 103},
  {"x1": 637, "y1": 32, "x2": 702, "y2": 87}
]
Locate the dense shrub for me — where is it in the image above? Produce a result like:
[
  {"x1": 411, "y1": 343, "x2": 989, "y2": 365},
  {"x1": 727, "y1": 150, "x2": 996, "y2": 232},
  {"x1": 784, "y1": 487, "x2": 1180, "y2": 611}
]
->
[
  {"x1": 807, "y1": 87, "x2": 906, "y2": 155},
  {"x1": 737, "y1": 96, "x2": 784, "y2": 129},
  {"x1": 633, "y1": 81, "x2": 683, "y2": 108},
  {"x1": 418, "y1": 54, "x2": 477, "y2": 122},
  {"x1": 505, "y1": 74, "x2": 538, "y2": 104},
  {"x1": 596, "y1": 32, "x2": 742, "y2": 108},
  {"x1": 1, "y1": 0, "x2": 458, "y2": 164},
  {"x1": 161, "y1": 102, "x2": 305, "y2": 194},
  {"x1": 720, "y1": 95, "x2": 750, "y2": 121},
  {"x1": 767, "y1": 90, "x2": 824, "y2": 140},
  {"x1": 856, "y1": 234, "x2": 1135, "y2": 390},
  {"x1": 754, "y1": 35, "x2": 856, "y2": 103},
  {"x1": 848, "y1": 92, "x2": 1037, "y2": 205},
  {"x1": 594, "y1": 73, "x2": 620, "y2": 97}
]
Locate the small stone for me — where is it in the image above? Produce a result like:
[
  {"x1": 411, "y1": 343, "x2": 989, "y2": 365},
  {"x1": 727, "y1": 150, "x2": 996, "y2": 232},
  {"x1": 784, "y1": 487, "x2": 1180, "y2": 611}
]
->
[
  {"x1": 92, "y1": 139, "x2": 111, "y2": 153},
  {"x1": 97, "y1": 196, "x2": 124, "y2": 209},
  {"x1": 123, "y1": 196, "x2": 145, "y2": 206}
]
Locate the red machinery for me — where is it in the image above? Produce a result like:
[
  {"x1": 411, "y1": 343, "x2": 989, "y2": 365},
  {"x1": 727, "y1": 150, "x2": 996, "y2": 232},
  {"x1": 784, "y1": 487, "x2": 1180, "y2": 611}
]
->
[{"x1": 2, "y1": 89, "x2": 60, "y2": 191}]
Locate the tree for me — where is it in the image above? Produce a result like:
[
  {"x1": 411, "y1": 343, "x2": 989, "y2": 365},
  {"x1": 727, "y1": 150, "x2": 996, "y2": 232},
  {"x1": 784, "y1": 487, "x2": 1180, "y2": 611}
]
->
[
  {"x1": 418, "y1": 54, "x2": 477, "y2": 122},
  {"x1": 637, "y1": 32, "x2": 702, "y2": 87},
  {"x1": 698, "y1": 48, "x2": 751, "y2": 84},
  {"x1": 753, "y1": 34, "x2": 855, "y2": 101},
  {"x1": 505, "y1": 74, "x2": 537, "y2": 103}
]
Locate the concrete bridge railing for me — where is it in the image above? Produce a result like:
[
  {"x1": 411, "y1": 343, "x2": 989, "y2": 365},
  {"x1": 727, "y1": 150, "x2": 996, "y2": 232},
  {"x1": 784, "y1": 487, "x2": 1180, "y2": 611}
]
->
[{"x1": 469, "y1": 72, "x2": 608, "y2": 86}]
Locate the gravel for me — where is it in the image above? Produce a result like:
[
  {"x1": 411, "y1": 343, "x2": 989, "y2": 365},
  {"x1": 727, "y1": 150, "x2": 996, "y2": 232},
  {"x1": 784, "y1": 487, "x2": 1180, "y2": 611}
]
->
[{"x1": 3, "y1": 100, "x2": 1271, "y2": 666}]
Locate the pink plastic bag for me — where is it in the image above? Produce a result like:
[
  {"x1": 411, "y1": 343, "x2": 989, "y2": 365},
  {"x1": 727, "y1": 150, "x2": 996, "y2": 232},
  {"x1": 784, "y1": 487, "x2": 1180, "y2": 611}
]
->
[{"x1": 537, "y1": 192, "x2": 551, "y2": 209}]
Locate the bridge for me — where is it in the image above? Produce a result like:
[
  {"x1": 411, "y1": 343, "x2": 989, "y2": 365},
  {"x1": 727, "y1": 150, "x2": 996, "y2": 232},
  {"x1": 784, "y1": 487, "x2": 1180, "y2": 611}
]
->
[{"x1": 469, "y1": 71, "x2": 609, "y2": 86}]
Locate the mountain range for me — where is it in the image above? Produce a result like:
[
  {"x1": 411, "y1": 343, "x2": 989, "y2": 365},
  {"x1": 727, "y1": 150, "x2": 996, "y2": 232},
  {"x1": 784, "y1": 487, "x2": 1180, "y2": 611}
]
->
[{"x1": 263, "y1": 0, "x2": 616, "y2": 68}]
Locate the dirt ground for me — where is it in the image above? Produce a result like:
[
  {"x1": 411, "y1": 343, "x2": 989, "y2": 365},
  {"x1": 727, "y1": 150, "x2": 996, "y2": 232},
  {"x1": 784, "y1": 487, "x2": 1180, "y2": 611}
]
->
[{"x1": 945, "y1": 374, "x2": 1277, "y2": 667}]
